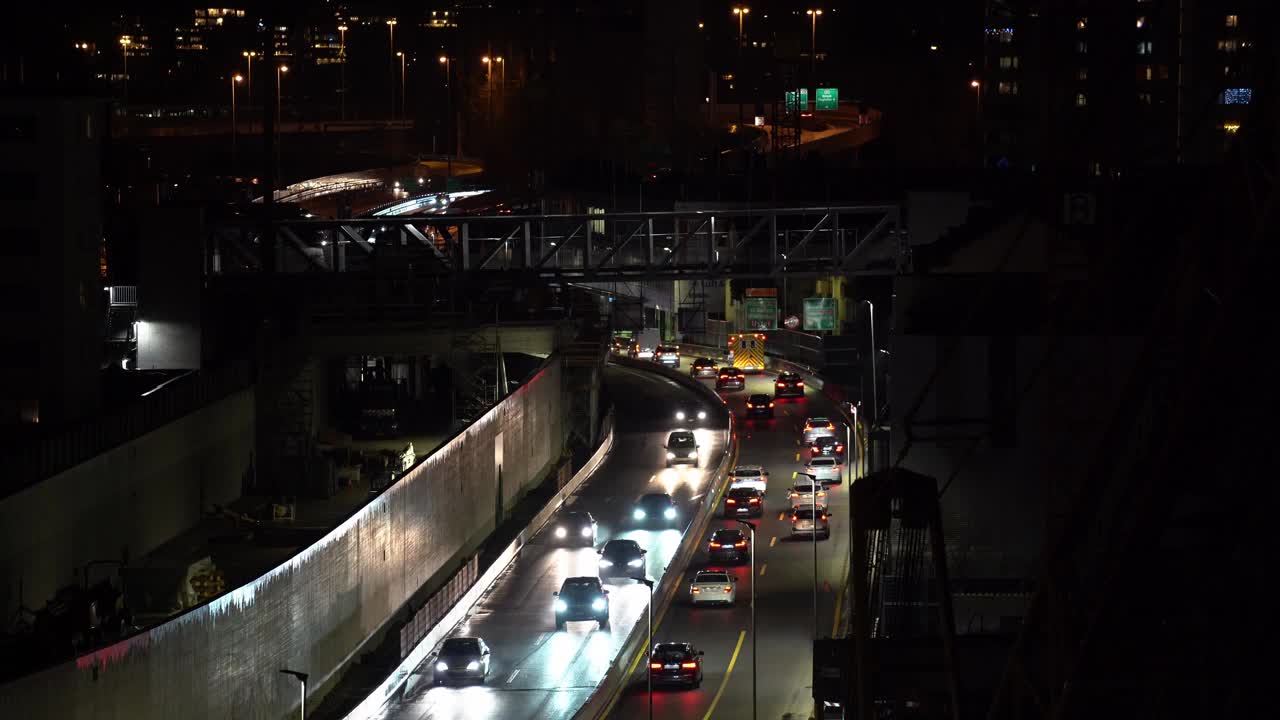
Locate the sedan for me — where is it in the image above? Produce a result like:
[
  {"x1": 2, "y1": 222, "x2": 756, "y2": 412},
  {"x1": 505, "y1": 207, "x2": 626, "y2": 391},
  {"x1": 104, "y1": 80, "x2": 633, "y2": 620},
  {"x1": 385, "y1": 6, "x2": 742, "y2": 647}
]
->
[
  {"x1": 727, "y1": 465, "x2": 769, "y2": 493},
  {"x1": 744, "y1": 394, "x2": 775, "y2": 418},
  {"x1": 649, "y1": 642, "x2": 704, "y2": 689},
  {"x1": 673, "y1": 407, "x2": 708, "y2": 424},
  {"x1": 723, "y1": 487, "x2": 764, "y2": 518},
  {"x1": 689, "y1": 570, "x2": 737, "y2": 606},
  {"x1": 690, "y1": 357, "x2": 719, "y2": 378},
  {"x1": 810, "y1": 435, "x2": 846, "y2": 460},
  {"x1": 551, "y1": 511, "x2": 598, "y2": 545},
  {"x1": 715, "y1": 367, "x2": 746, "y2": 391},
  {"x1": 433, "y1": 637, "x2": 492, "y2": 685},
  {"x1": 774, "y1": 372, "x2": 805, "y2": 398},
  {"x1": 634, "y1": 493, "x2": 679, "y2": 525},
  {"x1": 665, "y1": 430, "x2": 699, "y2": 467},
  {"x1": 802, "y1": 416, "x2": 838, "y2": 444},
  {"x1": 791, "y1": 506, "x2": 831, "y2": 539},
  {"x1": 788, "y1": 480, "x2": 829, "y2": 511},
  {"x1": 598, "y1": 539, "x2": 647, "y2": 579},
  {"x1": 804, "y1": 457, "x2": 843, "y2": 485},
  {"x1": 707, "y1": 528, "x2": 751, "y2": 563}
]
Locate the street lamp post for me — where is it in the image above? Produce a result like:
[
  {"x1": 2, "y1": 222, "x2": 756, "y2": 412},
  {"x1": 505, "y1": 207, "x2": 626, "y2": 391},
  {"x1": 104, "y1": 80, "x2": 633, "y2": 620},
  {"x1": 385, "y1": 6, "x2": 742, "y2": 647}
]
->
[
  {"x1": 386, "y1": 19, "x2": 398, "y2": 120},
  {"x1": 231, "y1": 73, "x2": 243, "y2": 172},
  {"x1": 639, "y1": 577, "x2": 655, "y2": 720},
  {"x1": 736, "y1": 519, "x2": 757, "y2": 720},
  {"x1": 862, "y1": 299, "x2": 877, "y2": 474},
  {"x1": 119, "y1": 37, "x2": 131, "y2": 106},
  {"x1": 396, "y1": 52, "x2": 407, "y2": 121},
  {"x1": 732, "y1": 7, "x2": 750, "y2": 126},
  {"x1": 279, "y1": 669, "x2": 308, "y2": 719},
  {"x1": 495, "y1": 56, "x2": 505, "y2": 115},
  {"x1": 276, "y1": 64, "x2": 288, "y2": 129},
  {"x1": 338, "y1": 25, "x2": 347, "y2": 120},
  {"x1": 482, "y1": 55, "x2": 493, "y2": 123},
  {"x1": 800, "y1": 472, "x2": 819, "y2": 641},
  {"x1": 438, "y1": 55, "x2": 452, "y2": 156},
  {"x1": 807, "y1": 9, "x2": 823, "y2": 96},
  {"x1": 242, "y1": 51, "x2": 257, "y2": 109}
]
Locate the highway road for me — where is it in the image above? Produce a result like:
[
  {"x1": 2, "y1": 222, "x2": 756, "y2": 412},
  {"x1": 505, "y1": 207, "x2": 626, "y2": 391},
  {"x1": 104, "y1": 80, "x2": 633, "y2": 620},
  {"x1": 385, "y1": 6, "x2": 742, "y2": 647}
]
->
[
  {"x1": 607, "y1": 367, "x2": 852, "y2": 720},
  {"x1": 369, "y1": 364, "x2": 730, "y2": 720}
]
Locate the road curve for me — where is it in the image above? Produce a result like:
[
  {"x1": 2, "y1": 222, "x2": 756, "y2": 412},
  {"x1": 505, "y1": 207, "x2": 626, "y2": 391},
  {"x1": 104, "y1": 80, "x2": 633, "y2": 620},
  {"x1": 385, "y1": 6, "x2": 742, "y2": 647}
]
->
[{"x1": 368, "y1": 364, "x2": 730, "y2": 720}]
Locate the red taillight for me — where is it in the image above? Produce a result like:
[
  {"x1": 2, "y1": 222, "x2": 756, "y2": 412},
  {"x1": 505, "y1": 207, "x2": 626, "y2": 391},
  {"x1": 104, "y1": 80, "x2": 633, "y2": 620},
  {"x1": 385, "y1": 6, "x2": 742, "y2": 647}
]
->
[
  {"x1": 734, "y1": 540, "x2": 747, "y2": 548},
  {"x1": 719, "y1": 374, "x2": 727, "y2": 379},
  {"x1": 726, "y1": 499, "x2": 737, "y2": 505},
  {"x1": 681, "y1": 662, "x2": 698, "y2": 669},
  {"x1": 769, "y1": 402, "x2": 775, "y2": 408},
  {"x1": 709, "y1": 542, "x2": 722, "y2": 548},
  {"x1": 791, "y1": 516, "x2": 798, "y2": 523},
  {"x1": 650, "y1": 663, "x2": 663, "y2": 670},
  {"x1": 776, "y1": 382, "x2": 785, "y2": 387},
  {"x1": 724, "y1": 586, "x2": 733, "y2": 592},
  {"x1": 746, "y1": 403, "x2": 753, "y2": 408},
  {"x1": 797, "y1": 381, "x2": 804, "y2": 387},
  {"x1": 691, "y1": 586, "x2": 700, "y2": 593},
  {"x1": 836, "y1": 444, "x2": 844, "y2": 452},
  {"x1": 748, "y1": 498, "x2": 760, "y2": 504}
]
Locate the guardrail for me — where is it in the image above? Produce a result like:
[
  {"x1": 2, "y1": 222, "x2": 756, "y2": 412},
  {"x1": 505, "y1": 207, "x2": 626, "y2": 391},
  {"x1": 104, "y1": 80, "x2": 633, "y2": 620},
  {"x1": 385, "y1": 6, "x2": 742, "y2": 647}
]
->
[
  {"x1": 572, "y1": 357, "x2": 739, "y2": 720},
  {"x1": 341, "y1": 411, "x2": 617, "y2": 720}
]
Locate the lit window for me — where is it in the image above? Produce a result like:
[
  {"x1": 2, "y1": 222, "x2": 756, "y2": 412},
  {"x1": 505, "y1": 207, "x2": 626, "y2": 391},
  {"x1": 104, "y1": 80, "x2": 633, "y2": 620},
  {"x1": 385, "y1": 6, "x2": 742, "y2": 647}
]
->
[
  {"x1": 999, "y1": 56, "x2": 1019, "y2": 69},
  {"x1": 1138, "y1": 92, "x2": 1152, "y2": 105},
  {"x1": 1218, "y1": 39, "x2": 1239, "y2": 52},
  {"x1": 1137, "y1": 41, "x2": 1153, "y2": 55},
  {"x1": 1076, "y1": 92, "x2": 1087, "y2": 107},
  {"x1": 1225, "y1": 14, "x2": 1239, "y2": 28},
  {"x1": 1076, "y1": 17, "x2": 1087, "y2": 31},
  {"x1": 1143, "y1": 65, "x2": 1153, "y2": 81},
  {"x1": 1077, "y1": 67, "x2": 1088, "y2": 81},
  {"x1": 998, "y1": 81, "x2": 1018, "y2": 95},
  {"x1": 1076, "y1": 40, "x2": 1088, "y2": 54},
  {"x1": 1136, "y1": 16, "x2": 1145, "y2": 28},
  {"x1": 1221, "y1": 123, "x2": 1240, "y2": 134}
]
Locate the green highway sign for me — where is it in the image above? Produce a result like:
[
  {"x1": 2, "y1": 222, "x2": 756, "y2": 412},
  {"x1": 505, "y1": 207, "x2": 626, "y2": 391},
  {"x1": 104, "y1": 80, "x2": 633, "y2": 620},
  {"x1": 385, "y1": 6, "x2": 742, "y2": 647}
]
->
[
  {"x1": 785, "y1": 88, "x2": 810, "y2": 112},
  {"x1": 816, "y1": 88, "x2": 839, "y2": 111},
  {"x1": 745, "y1": 297, "x2": 778, "y2": 330},
  {"x1": 803, "y1": 297, "x2": 837, "y2": 331}
]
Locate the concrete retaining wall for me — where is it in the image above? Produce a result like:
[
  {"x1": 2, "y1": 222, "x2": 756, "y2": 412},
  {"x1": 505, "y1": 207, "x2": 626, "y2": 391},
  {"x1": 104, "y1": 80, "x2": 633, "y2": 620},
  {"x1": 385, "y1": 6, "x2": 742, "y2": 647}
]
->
[
  {"x1": 0, "y1": 358, "x2": 563, "y2": 720},
  {"x1": 0, "y1": 387, "x2": 256, "y2": 624}
]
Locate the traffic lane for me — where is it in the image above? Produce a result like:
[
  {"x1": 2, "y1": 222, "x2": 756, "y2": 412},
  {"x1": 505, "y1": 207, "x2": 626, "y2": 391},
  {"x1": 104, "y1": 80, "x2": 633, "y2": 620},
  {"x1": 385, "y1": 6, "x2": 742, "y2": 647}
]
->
[
  {"x1": 372, "y1": 365, "x2": 727, "y2": 720},
  {"x1": 610, "y1": 372, "x2": 850, "y2": 720}
]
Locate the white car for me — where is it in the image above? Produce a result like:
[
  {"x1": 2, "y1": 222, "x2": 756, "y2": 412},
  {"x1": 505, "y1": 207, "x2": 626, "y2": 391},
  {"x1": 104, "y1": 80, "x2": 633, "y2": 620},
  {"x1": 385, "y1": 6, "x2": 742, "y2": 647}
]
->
[
  {"x1": 727, "y1": 465, "x2": 769, "y2": 493},
  {"x1": 788, "y1": 480, "x2": 829, "y2": 511},
  {"x1": 802, "y1": 417, "x2": 839, "y2": 444},
  {"x1": 803, "y1": 457, "x2": 843, "y2": 485},
  {"x1": 689, "y1": 570, "x2": 737, "y2": 606}
]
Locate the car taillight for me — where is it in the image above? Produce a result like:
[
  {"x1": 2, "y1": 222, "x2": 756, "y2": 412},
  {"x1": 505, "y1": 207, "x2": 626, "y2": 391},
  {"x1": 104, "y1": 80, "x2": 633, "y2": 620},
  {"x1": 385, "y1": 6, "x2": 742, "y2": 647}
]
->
[
  {"x1": 734, "y1": 541, "x2": 747, "y2": 548},
  {"x1": 746, "y1": 403, "x2": 753, "y2": 408},
  {"x1": 681, "y1": 662, "x2": 698, "y2": 669},
  {"x1": 691, "y1": 586, "x2": 700, "y2": 593},
  {"x1": 791, "y1": 516, "x2": 798, "y2": 523},
  {"x1": 818, "y1": 491, "x2": 826, "y2": 497},
  {"x1": 776, "y1": 382, "x2": 785, "y2": 387},
  {"x1": 726, "y1": 499, "x2": 737, "y2": 504},
  {"x1": 724, "y1": 586, "x2": 733, "y2": 592},
  {"x1": 836, "y1": 444, "x2": 844, "y2": 451},
  {"x1": 769, "y1": 402, "x2": 775, "y2": 408},
  {"x1": 650, "y1": 663, "x2": 663, "y2": 670},
  {"x1": 797, "y1": 381, "x2": 804, "y2": 387},
  {"x1": 709, "y1": 542, "x2": 722, "y2": 548},
  {"x1": 719, "y1": 374, "x2": 727, "y2": 379},
  {"x1": 749, "y1": 498, "x2": 760, "y2": 504}
]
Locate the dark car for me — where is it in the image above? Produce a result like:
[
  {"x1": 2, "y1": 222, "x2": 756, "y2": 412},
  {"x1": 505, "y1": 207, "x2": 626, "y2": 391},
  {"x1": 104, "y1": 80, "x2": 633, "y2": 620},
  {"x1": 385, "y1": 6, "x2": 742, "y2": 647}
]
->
[
  {"x1": 551, "y1": 510, "x2": 597, "y2": 545},
  {"x1": 744, "y1": 393, "x2": 775, "y2": 418},
  {"x1": 716, "y1": 367, "x2": 746, "y2": 391},
  {"x1": 648, "y1": 642, "x2": 704, "y2": 689},
  {"x1": 433, "y1": 636, "x2": 492, "y2": 685},
  {"x1": 774, "y1": 372, "x2": 805, "y2": 398},
  {"x1": 598, "y1": 539, "x2": 647, "y2": 579},
  {"x1": 690, "y1": 357, "x2": 719, "y2": 378},
  {"x1": 554, "y1": 576, "x2": 610, "y2": 630},
  {"x1": 810, "y1": 435, "x2": 846, "y2": 460},
  {"x1": 634, "y1": 493, "x2": 679, "y2": 524},
  {"x1": 665, "y1": 431, "x2": 699, "y2": 467},
  {"x1": 708, "y1": 528, "x2": 750, "y2": 563},
  {"x1": 723, "y1": 487, "x2": 764, "y2": 518}
]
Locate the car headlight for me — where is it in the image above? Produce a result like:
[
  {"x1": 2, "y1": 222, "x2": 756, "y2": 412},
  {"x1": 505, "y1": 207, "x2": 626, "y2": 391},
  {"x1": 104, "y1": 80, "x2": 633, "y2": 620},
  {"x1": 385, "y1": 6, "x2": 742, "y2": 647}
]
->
[
  {"x1": 675, "y1": 411, "x2": 686, "y2": 420},
  {"x1": 664, "y1": 507, "x2": 677, "y2": 519},
  {"x1": 697, "y1": 410, "x2": 707, "y2": 420},
  {"x1": 555, "y1": 526, "x2": 567, "y2": 538},
  {"x1": 554, "y1": 599, "x2": 568, "y2": 612},
  {"x1": 436, "y1": 661, "x2": 449, "y2": 672},
  {"x1": 599, "y1": 559, "x2": 613, "y2": 567},
  {"x1": 591, "y1": 598, "x2": 607, "y2": 611},
  {"x1": 466, "y1": 660, "x2": 480, "y2": 671},
  {"x1": 687, "y1": 451, "x2": 697, "y2": 458},
  {"x1": 581, "y1": 526, "x2": 594, "y2": 537},
  {"x1": 666, "y1": 452, "x2": 675, "y2": 460},
  {"x1": 627, "y1": 558, "x2": 643, "y2": 567},
  {"x1": 634, "y1": 509, "x2": 646, "y2": 519}
]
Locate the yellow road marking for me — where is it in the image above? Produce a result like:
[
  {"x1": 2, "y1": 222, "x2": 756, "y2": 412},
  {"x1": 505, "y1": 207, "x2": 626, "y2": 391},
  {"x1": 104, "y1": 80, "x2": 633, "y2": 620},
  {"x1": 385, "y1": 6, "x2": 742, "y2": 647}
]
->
[
  {"x1": 769, "y1": 536, "x2": 778, "y2": 548},
  {"x1": 794, "y1": 452, "x2": 801, "y2": 462},
  {"x1": 777, "y1": 512, "x2": 785, "y2": 521},
  {"x1": 759, "y1": 563, "x2": 768, "y2": 576},
  {"x1": 700, "y1": 630, "x2": 747, "y2": 720},
  {"x1": 831, "y1": 585, "x2": 845, "y2": 637}
]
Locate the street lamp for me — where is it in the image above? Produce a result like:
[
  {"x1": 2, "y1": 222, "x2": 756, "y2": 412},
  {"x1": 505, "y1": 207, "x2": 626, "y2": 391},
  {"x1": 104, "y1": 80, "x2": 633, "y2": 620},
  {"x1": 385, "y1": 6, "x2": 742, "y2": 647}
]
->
[
  {"x1": 732, "y1": 7, "x2": 750, "y2": 126},
  {"x1": 482, "y1": 55, "x2": 493, "y2": 121},
  {"x1": 230, "y1": 73, "x2": 243, "y2": 171},
  {"x1": 639, "y1": 577, "x2": 655, "y2": 720},
  {"x1": 438, "y1": 55, "x2": 450, "y2": 87},
  {"x1": 279, "y1": 669, "x2": 308, "y2": 719},
  {"x1": 806, "y1": 9, "x2": 823, "y2": 91},
  {"x1": 971, "y1": 78, "x2": 983, "y2": 123},
  {"x1": 386, "y1": 19, "x2": 398, "y2": 120},
  {"x1": 861, "y1": 299, "x2": 878, "y2": 475},
  {"x1": 242, "y1": 50, "x2": 257, "y2": 106},
  {"x1": 396, "y1": 51, "x2": 407, "y2": 121},
  {"x1": 276, "y1": 64, "x2": 288, "y2": 128},
  {"x1": 735, "y1": 519, "x2": 757, "y2": 720},
  {"x1": 337, "y1": 25, "x2": 348, "y2": 120},
  {"x1": 799, "y1": 472, "x2": 820, "y2": 642},
  {"x1": 119, "y1": 37, "x2": 131, "y2": 106}
]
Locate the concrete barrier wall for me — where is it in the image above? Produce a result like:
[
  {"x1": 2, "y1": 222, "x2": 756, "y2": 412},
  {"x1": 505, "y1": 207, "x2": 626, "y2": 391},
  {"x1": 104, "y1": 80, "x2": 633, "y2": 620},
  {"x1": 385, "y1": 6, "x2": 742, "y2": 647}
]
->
[
  {"x1": 0, "y1": 358, "x2": 563, "y2": 720},
  {"x1": 0, "y1": 387, "x2": 256, "y2": 624}
]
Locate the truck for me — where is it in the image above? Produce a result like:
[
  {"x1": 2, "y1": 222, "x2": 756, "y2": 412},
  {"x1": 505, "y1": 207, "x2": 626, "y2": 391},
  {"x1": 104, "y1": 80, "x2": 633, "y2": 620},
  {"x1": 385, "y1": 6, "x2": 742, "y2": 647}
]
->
[
  {"x1": 630, "y1": 328, "x2": 661, "y2": 360},
  {"x1": 728, "y1": 333, "x2": 767, "y2": 373}
]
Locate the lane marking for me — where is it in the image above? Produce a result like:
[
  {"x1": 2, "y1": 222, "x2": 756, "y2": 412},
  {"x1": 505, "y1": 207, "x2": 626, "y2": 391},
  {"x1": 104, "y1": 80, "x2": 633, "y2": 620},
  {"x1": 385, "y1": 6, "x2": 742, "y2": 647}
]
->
[
  {"x1": 769, "y1": 536, "x2": 778, "y2": 548},
  {"x1": 831, "y1": 585, "x2": 845, "y2": 638},
  {"x1": 794, "y1": 452, "x2": 801, "y2": 462},
  {"x1": 777, "y1": 512, "x2": 785, "y2": 521},
  {"x1": 507, "y1": 669, "x2": 521, "y2": 684},
  {"x1": 759, "y1": 563, "x2": 768, "y2": 576},
  {"x1": 795, "y1": 439, "x2": 801, "y2": 446},
  {"x1": 700, "y1": 630, "x2": 747, "y2": 720}
]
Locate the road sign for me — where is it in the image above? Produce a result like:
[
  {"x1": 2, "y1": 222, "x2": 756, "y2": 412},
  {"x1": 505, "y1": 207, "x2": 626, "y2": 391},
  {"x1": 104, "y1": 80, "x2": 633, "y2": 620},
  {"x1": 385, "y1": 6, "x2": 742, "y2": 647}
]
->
[
  {"x1": 803, "y1": 297, "x2": 837, "y2": 331},
  {"x1": 745, "y1": 297, "x2": 777, "y2": 330},
  {"x1": 745, "y1": 287, "x2": 777, "y2": 298},
  {"x1": 816, "y1": 88, "x2": 839, "y2": 111},
  {"x1": 785, "y1": 89, "x2": 810, "y2": 112}
]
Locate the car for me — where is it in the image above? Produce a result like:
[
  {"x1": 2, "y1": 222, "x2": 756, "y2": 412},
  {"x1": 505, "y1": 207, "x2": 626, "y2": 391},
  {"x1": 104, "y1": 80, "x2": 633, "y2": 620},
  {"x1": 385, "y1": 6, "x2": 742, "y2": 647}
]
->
[
  {"x1": 690, "y1": 357, "x2": 719, "y2": 378},
  {"x1": 707, "y1": 528, "x2": 751, "y2": 563},
  {"x1": 665, "y1": 430, "x2": 699, "y2": 467},
  {"x1": 723, "y1": 487, "x2": 764, "y2": 518},
  {"x1": 433, "y1": 636, "x2": 492, "y2": 685},
  {"x1": 551, "y1": 510, "x2": 598, "y2": 545},
  {"x1": 715, "y1": 367, "x2": 746, "y2": 391},
  {"x1": 598, "y1": 539, "x2": 647, "y2": 579},
  {"x1": 802, "y1": 416, "x2": 838, "y2": 443},
  {"x1": 634, "y1": 492, "x2": 679, "y2": 524},
  {"x1": 673, "y1": 407, "x2": 708, "y2": 424},
  {"x1": 804, "y1": 457, "x2": 843, "y2": 485},
  {"x1": 810, "y1": 435, "x2": 846, "y2": 461},
  {"x1": 648, "y1": 642, "x2": 704, "y2": 689},
  {"x1": 727, "y1": 465, "x2": 769, "y2": 493},
  {"x1": 788, "y1": 479, "x2": 829, "y2": 511},
  {"x1": 689, "y1": 570, "x2": 737, "y2": 606},
  {"x1": 774, "y1": 371, "x2": 805, "y2": 398},
  {"x1": 553, "y1": 577, "x2": 610, "y2": 630},
  {"x1": 791, "y1": 506, "x2": 831, "y2": 539},
  {"x1": 655, "y1": 345, "x2": 681, "y2": 367},
  {"x1": 744, "y1": 393, "x2": 775, "y2": 418}
]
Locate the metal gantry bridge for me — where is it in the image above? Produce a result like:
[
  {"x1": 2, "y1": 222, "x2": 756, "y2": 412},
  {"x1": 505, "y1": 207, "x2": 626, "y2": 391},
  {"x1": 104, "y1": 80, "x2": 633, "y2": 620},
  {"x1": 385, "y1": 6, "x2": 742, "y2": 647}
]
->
[{"x1": 207, "y1": 205, "x2": 906, "y2": 281}]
